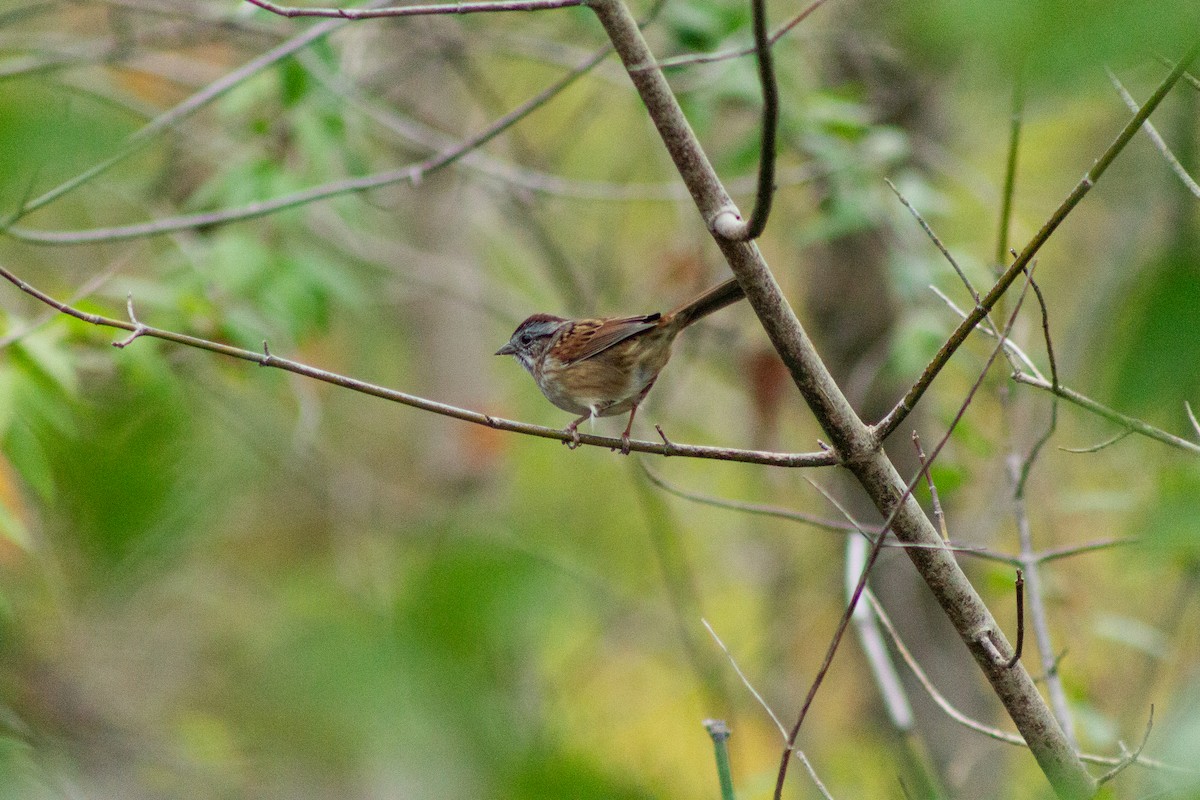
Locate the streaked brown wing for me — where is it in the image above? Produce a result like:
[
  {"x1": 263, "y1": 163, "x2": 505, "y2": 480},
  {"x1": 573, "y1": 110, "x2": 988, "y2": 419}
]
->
[{"x1": 558, "y1": 313, "x2": 661, "y2": 364}]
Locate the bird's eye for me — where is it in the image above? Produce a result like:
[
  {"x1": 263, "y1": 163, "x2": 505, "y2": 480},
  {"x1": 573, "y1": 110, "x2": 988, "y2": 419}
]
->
[{"x1": 519, "y1": 332, "x2": 533, "y2": 345}]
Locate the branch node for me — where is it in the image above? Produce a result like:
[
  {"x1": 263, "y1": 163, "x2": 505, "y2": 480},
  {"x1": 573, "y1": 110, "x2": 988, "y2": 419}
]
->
[
  {"x1": 973, "y1": 628, "x2": 1007, "y2": 665},
  {"x1": 1186, "y1": 400, "x2": 1200, "y2": 441},
  {"x1": 112, "y1": 293, "x2": 146, "y2": 348},
  {"x1": 711, "y1": 208, "x2": 748, "y2": 240},
  {"x1": 1097, "y1": 705, "x2": 1155, "y2": 786},
  {"x1": 655, "y1": 423, "x2": 674, "y2": 455}
]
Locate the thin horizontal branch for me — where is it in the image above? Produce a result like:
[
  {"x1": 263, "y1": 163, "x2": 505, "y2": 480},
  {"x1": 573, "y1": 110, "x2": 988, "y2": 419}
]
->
[
  {"x1": 1012, "y1": 371, "x2": 1200, "y2": 455},
  {"x1": 7, "y1": 44, "x2": 610, "y2": 245},
  {"x1": 298, "y1": 50, "x2": 824, "y2": 202},
  {"x1": 244, "y1": 0, "x2": 583, "y2": 18},
  {"x1": 5, "y1": 1, "x2": 370, "y2": 224},
  {"x1": 1035, "y1": 537, "x2": 1138, "y2": 565},
  {"x1": 641, "y1": 461, "x2": 1016, "y2": 561},
  {"x1": 646, "y1": 0, "x2": 828, "y2": 72},
  {"x1": 640, "y1": 462, "x2": 864, "y2": 533},
  {"x1": 0, "y1": 264, "x2": 835, "y2": 467}
]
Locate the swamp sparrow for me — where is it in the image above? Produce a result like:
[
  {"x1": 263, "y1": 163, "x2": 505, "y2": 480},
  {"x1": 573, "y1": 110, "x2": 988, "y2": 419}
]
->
[{"x1": 496, "y1": 277, "x2": 745, "y2": 452}]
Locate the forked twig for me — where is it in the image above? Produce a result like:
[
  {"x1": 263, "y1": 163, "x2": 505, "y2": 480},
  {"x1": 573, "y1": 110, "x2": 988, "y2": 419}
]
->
[
  {"x1": 1096, "y1": 706, "x2": 1155, "y2": 786},
  {"x1": 773, "y1": 266, "x2": 1040, "y2": 799}
]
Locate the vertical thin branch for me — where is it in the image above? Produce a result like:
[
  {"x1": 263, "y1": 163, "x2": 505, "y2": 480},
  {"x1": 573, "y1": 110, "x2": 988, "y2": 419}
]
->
[
  {"x1": 1005, "y1": 569, "x2": 1025, "y2": 668},
  {"x1": 912, "y1": 431, "x2": 949, "y2": 540},
  {"x1": 740, "y1": 0, "x2": 778, "y2": 240},
  {"x1": 996, "y1": 70, "x2": 1025, "y2": 267},
  {"x1": 1004, "y1": 266, "x2": 1075, "y2": 744}
]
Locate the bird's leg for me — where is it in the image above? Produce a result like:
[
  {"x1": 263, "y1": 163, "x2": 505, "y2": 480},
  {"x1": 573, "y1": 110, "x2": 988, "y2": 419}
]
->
[
  {"x1": 563, "y1": 413, "x2": 590, "y2": 449},
  {"x1": 619, "y1": 405, "x2": 640, "y2": 455}
]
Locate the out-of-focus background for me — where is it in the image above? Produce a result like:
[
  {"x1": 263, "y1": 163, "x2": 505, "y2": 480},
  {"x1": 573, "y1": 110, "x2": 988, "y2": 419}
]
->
[{"x1": 1, "y1": 0, "x2": 1199, "y2": 797}]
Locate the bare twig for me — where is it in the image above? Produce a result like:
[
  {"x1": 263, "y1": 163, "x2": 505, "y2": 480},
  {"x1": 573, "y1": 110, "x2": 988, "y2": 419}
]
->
[
  {"x1": 1006, "y1": 311, "x2": 1077, "y2": 746},
  {"x1": 996, "y1": 70, "x2": 1025, "y2": 266},
  {"x1": 702, "y1": 620, "x2": 786, "y2": 738},
  {"x1": 244, "y1": 0, "x2": 583, "y2": 18},
  {"x1": 1096, "y1": 706, "x2": 1155, "y2": 786},
  {"x1": 1013, "y1": 268, "x2": 1058, "y2": 497},
  {"x1": 701, "y1": 620, "x2": 834, "y2": 800},
  {"x1": 929, "y1": 285, "x2": 1043, "y2": 378},
  {"x1": 0, "y1": 263, "x2": 837, "y2": 467},
  {"x1": 1004, "y1": 569, "x2": 1025, "y2": 668},
  {"x1": 707, "y1": 0, "x2": 779, "y2": 242},
  {"x1": 0, "y1": 262, "x2": 123, "y2": 349},
  {"x1": 1186, "y1": 400, "x2": 1200, "y2": 440},
  {"x1": 641, "y1": 464, "x2": 863, "y2": 533},
  {"x1": 866, "y1": 590, "x2": 1026, "y2": 746},
  {"x1": 774, "y1": 268, "x2": 1039, "y2": 799},
  {"x1": 1035, "y1": 537, "x2": 1138, "y2": 565},
  {"x1": 1059, "y1": 429, "x2": 1133, "y2": 454},
  {"x1": 646, "y1": 0, "x2": 829, "y2": 72},
  {"x1": 886, "y1": 178, "x2": 980, "y2": 305},
  {"x1": 1109, "y1": 69, "x2": 1200, "y2": 199},
  {"x1": 739, "y1": 0, "x2": 778, "y2": 241},
  {"x1": 1012, "y1": 372, "x2": 1200, "y2": 455},
  {"x1": 874, "y1": 47, "x2": 1200, "y2": 442},
  {"x1": 642, "y1": 463, "x2": 991, "y2": 560},
  {"x1": 871, "y1": 592, "x2": 1193, "y2": 775},
  {"x1": 911, "y1": 431, "x2": 948, "y2": 540},
  {"x1": 8, "y1": 44, "x2": 613, "y2": 245}
]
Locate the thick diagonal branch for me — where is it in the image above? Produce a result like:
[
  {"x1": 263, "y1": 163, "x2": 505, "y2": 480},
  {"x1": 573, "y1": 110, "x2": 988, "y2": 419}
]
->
[{"x1": 585, "y1": 0, "x2": 1096, "y2": 796}]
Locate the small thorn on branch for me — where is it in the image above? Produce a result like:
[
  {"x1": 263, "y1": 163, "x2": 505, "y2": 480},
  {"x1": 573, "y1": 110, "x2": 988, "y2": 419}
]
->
[{"x1": 260, "y1": 340, "x2": 273, "y2": 365}]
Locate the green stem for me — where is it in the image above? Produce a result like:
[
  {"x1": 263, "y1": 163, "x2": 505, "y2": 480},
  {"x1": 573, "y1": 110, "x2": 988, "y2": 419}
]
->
[{"x1": 704, "y1": 719, "x2": 736, "y2": 800}]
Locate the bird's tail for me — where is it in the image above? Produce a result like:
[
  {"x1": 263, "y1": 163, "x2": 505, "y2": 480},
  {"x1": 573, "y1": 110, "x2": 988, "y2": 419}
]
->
[{"x1": 668, "y1": 276, "x2": 746, "y2": 329}]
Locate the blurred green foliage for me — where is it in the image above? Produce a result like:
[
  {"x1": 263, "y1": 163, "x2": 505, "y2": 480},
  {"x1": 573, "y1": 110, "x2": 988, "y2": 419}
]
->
[{"x1": 0, "y1": 0, "x2": 1198, "y2": 798}]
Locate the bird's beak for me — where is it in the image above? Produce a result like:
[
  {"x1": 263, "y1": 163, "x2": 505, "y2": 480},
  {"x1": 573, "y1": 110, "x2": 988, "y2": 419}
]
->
[{"x1": 495, "y1": 341, "x2": 516, "y2": 356}]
